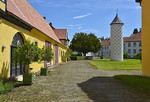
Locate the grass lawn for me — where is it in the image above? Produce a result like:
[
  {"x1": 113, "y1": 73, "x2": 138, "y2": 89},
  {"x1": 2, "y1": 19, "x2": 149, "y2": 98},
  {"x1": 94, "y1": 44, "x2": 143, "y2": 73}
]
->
[
  {"x1": 88, "y1": 59, "x2": 141, "y2": 70},
  {"x1": 114, "y1": 75, "x2": 150, "y2": 90}
]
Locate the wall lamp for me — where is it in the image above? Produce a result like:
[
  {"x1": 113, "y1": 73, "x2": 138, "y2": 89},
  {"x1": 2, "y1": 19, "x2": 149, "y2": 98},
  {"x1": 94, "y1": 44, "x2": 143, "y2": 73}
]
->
[
  {"x1": 2, "y1": 46, "x2": 6, "y2": 49},
  {"x1": 135, "y1": 0, "x2": 142, "y2": 6},
  {"x1": 2, "y1": 46, "x2": 6, "y2": 52}
]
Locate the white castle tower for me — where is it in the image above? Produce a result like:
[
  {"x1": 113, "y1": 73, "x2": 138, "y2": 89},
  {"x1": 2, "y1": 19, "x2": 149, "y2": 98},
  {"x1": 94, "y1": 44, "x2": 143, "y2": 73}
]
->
[{"x1": 110, "y1": 13, "x2": 124, "y2": 61}]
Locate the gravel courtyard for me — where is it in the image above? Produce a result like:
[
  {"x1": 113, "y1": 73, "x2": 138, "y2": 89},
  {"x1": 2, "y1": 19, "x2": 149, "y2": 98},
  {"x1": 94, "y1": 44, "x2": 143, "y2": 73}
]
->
[{"x1": 1, "y1": 60, "x2": 150, "y2": 102}]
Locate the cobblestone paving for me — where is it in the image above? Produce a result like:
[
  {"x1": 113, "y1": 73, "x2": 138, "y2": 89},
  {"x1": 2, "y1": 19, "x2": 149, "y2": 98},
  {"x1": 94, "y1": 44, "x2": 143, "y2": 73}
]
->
[{"x1": 1, "y1": 61, "x2": 150, "y2": 102}]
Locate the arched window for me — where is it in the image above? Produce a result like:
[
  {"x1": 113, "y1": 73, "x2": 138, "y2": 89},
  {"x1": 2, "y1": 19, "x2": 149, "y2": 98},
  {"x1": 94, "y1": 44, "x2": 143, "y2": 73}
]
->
[
  {"x1": 11, "y1": 33, "x2": 24, "y2": 47},
  {"x1": 10, "y1": 33, "x2": 25, "y2": 77}
]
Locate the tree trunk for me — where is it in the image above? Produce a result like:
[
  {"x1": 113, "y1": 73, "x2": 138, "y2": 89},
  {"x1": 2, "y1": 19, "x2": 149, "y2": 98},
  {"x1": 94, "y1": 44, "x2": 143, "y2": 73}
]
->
[
  {"x1": 25, "y1": 65, "x2": 29, "y2": 74},
  {"x1": 44, "y1": 61, "x2": 47, "y2": 68}
]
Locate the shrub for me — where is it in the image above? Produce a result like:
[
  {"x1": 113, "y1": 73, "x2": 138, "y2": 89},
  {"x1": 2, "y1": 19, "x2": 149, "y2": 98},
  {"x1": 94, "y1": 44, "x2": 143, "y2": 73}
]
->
[
  {"x1": 65, "y1": 48, "x2": 73, "y2": 61},
  {"x1": 4, "y1": 83, "x2": 13, "y2": 93},
  {"x1": 77, "y1": 56, "x2": 84, "y2": 60},
  {"x1": 70, "y1": 56, "x2": 84, "y2": 60},
  {"x1": 8, "y1": 77, "x2": 17, "y2": 84},
  {"x1": 0, "y1": 81, "x2": 4, "y2": 94},
  {"x1": 124, "y1": 52, "x2": 129, "y2": 59},
  {"x1": 77, "y1": 52, "x2": 82, "y2": 56},
  {"x1": 70, "y1": 56, "x2": 77, "y2": 60},
  {"x1": 136, "y1": 52, "x2": 142, "y2": 59}
]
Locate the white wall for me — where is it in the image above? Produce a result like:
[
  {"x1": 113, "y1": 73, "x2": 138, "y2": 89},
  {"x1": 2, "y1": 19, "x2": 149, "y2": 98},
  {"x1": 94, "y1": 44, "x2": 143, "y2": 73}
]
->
[{"x1": 124, "y1": 41, "x2": 142, "y2": 57}]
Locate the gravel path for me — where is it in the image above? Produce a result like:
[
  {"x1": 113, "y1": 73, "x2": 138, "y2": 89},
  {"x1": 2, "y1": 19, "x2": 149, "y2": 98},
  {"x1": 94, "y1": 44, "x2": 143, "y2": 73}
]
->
[{"x1": 1, "y1": 60, "x2": 150, "y2": 102}]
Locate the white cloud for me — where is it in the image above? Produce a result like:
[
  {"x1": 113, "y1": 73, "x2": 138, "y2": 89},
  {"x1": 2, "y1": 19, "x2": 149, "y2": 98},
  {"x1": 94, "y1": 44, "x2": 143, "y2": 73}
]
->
[
  {"x1": 73, "y1": 13, "x2": 92, "y2": 19},
  {"x1": 80, "y1": 29, "x2": 98, "y2": 33},
  {"x1": 78, "y1": 27, "x2": 82, "y2": 29},
  {"x1": 68, "y1": 25, "x2": 74, "y2": 27}
]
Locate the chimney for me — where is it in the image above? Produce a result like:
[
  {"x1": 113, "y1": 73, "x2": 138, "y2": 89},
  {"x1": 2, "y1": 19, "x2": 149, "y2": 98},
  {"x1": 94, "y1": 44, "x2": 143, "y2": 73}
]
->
[
  {"x1": 49, "y1": 22, "x2": 55, "y2": 29},
  {"x1": 43, "y1": 17, "x2": 46, "y2": 20},
  {"x1": 49, "y1": 22, "x2": 52, "y2": 26}
]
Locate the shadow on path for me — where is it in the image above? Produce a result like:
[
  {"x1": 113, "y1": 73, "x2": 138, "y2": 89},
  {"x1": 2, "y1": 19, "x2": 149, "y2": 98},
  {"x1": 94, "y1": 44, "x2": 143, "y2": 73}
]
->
[{"x1": 77, "y1": 77, "x2": 150, "y2": 102}]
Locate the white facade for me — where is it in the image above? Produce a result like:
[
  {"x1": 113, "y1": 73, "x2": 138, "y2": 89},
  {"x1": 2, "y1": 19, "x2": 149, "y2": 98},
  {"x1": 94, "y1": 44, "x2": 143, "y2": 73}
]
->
[
  {"x1": 100, "y1": 41, "x2": 141, "y2": 58},
  {"x1": 124, "y1": 41, "x2": 142, "y2": 57},
  {"x1": 102, "y1": 45, "x2": 110, "y2": 57},
  {"x1": 110, "y1": 14, "x2": 124, "y2": 61}
]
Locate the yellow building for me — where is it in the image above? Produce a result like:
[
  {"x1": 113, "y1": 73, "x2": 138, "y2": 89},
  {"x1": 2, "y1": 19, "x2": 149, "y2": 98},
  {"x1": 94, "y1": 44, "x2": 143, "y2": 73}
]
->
[
  {"x1": 0, "y1": 0, "x2": 68, "y2": 78},
  {"x1": 136, "y1": 0, "x2": 150, "y2": 75}
]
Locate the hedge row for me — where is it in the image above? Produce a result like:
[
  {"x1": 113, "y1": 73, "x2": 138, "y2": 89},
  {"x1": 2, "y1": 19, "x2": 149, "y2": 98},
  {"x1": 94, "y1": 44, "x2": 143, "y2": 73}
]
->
[{"x1": 70, "y1": 56, "x2": 85, "y2": 60}]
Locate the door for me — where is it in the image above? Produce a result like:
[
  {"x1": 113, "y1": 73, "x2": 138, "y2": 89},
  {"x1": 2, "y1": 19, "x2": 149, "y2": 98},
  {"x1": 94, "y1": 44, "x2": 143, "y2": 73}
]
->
[
  {"x1": 46, "y1": 41, "x2": 51, "y2": 67},
  {"x1": 55, "y1": 45, "x2": 58, "y2": 64}
]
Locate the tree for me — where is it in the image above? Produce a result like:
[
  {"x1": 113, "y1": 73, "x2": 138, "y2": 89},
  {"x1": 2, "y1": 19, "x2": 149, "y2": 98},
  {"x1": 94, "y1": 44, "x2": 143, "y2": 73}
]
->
[
  {"x1": 133, "y1": 28, "x2": 138, "y2": 34},
  {"x1": 13, "y1": 40, "x2": 41, "y2": 74},
  {"x1": 136, "y1": 52, "x2": 142, "y2": 63},
  {"x1": 88, "y1": 33, "x2": 101, "y2": 53},
  {"x1": 40, "y1": 46, "x2": 54, "y2": 67},
  {"x1": 70, "y1": 32, "x2": 101, "y2": 56},
  {"x1": 99, "y1": 36, "x2": 105, "y2": 42},
  {"x1": 123, "y1": 52, "x2": 129, "y2": 59},
  {"x1": 65, "y1": 48, "x2": 73, "y2": 61}
]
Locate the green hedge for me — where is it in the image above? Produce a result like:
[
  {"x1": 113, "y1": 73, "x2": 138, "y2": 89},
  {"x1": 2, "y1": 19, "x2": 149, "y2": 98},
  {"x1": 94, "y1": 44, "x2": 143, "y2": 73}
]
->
[{"x1": 70, "y1": 56, "x2": 84, "y2": 60}]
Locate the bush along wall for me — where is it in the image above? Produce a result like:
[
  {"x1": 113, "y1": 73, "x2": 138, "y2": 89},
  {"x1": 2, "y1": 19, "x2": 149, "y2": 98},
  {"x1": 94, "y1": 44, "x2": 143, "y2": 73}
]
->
[
  {"x1": 70, "y1": 56, "x2": 85, "y2": 60},
  {"x1": 0, "y1": 80, "x2": 13, "y2": 94}
]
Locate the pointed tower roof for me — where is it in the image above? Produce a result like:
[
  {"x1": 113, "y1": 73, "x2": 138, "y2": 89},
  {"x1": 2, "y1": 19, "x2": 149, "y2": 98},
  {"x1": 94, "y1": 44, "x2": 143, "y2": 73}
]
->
[{"x1": 110, "y1": 13, "x2": 124, "y2": 25}]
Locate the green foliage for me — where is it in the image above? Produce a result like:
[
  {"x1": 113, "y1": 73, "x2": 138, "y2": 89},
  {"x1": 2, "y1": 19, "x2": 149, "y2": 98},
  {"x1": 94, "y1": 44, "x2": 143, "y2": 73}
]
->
[
  {"x1": 133, "y1": 28, "x2": 138, "y2": 34},
  {"x1": 70, "y1": 32, "x2": 101, "y2": 56},
  {"x1": 88, "y1": 59, "x2": 142, "y2": 70},
  {"x1": 71, "y1": 52, "x2": 82, "y2": 56},
  {"x1": 114, "y1": 75, "x2": 150, "y2": 90},
  {"x1": 70, "y1": 56, "x2": 85, "y2": 60},
  {"x1": 123, "y1": 52, "x2": 129, "y2": 59},
  {"x1": 65, "y1": 48, "x2": 73, "y2": 61},
  {"x1": 13, "y1": 40, "x2": 41, "y2": 65},
  {"x1": 40, "y1": 46, "x2": 54, "y2": 62},
  {"x1": 4, "y1": 83, "x2": 13, "y2": 93},
  {"x1": 136, "y1": 52, "x2": 142, "y2": 59},
  {"x1": 0, "y1": 80, "x2": 13, "y2": 94},
  {"x1": 99, "y1": 36, "x2": 105, "y2": 42},
  {"x1": 0, "y1": 81, "x2": 4, "y2": 94},
  {"x1": 88, "y1": 33, "x2": 101, "y2": 53}
]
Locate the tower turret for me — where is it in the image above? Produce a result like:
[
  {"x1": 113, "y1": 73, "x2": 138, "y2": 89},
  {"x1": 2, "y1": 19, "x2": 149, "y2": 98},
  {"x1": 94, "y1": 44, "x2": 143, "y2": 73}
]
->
[{"x1": 110, "y1": 12, "x2": 124, "y2": 61}]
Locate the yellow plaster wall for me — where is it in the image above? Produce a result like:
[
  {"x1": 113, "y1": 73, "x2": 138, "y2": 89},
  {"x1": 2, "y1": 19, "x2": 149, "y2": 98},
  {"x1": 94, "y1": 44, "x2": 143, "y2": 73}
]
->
[
  {"x1": 0, "y1": 19, "x2": 67, "y2": 77},
  {"x1": 0, "y1": 1, "x2": 5, "y2": 12},
  {"x1": 142, "y1": 0, "x2": 150, "y2": 75}
]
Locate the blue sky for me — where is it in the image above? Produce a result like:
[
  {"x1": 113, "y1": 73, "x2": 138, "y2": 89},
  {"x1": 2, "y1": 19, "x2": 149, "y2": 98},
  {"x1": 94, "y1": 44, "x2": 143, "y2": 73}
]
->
[{"x1": 27, "y1": 0, "x2": 141, "y2": 41}]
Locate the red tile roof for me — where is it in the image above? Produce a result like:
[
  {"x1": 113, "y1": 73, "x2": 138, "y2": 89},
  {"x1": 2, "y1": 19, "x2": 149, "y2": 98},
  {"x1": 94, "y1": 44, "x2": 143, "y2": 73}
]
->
[
  {"x1": 101, "y1": 32, "x2": 141, "y2": 45},
  {"x1": 53, "y1": 29, "x2": 67, "y2": 40},
  {"x1": 102, "y1": 38, "x2": 110, "y2": 45},
  {"x1": 125, "y1": 32, "x2": 141, "y2": 42},
  {"x1": 7, "y1": 0, "x2": 61, "y2": 44}
]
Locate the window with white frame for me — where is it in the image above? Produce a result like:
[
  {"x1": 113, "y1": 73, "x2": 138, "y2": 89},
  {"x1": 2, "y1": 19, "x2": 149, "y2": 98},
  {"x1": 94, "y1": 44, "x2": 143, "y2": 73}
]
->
[
  {"x1": 133, "y1": 42, "x2": 136, "y2": 47},
  {"x1": 128, "y1": 49, "x2": 131, "y2": 54},
  {"x1": 133, "y1": 49, "x2": 136, "y2": 54},
  {"x1": 139, "y1": 42, "x2": 141, "y2": 47},
  {"x1": 128, "y1": 43, "x2": 131, "y2": 47}
]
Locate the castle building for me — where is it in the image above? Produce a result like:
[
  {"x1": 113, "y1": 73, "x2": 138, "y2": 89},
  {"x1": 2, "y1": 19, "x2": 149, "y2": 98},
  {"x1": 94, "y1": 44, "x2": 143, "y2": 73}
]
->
[
  {"x1": 110, "y1": 13, "x2": 124, "y2": 61},
  {"x1": 0, "y1": 0, "x2": 68, "y2": 78},
  {"x1": 100, "y1": 31, "x2": 141, "y2": 58}
]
